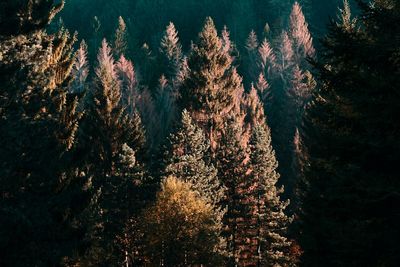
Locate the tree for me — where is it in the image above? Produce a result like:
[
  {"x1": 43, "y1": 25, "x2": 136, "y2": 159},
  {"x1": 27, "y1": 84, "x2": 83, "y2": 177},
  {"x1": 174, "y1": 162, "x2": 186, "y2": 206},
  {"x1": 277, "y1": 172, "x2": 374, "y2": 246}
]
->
[
  {"x1": 300, "y1": 1, "x2": 400, "y2": 265},
  {"x1": 159, "y1": 22, "x2": 183, "y2": 85},
  {"x1": 245, "y1": 30, "x2": 260, "y2": 86},
  {"x1": 143, "y1": 176, "x2": 225, "y2": 266},
  {"x1": 153, "y1": 75, "x2": 177, "y2": 149},
  {"x1": 289, "y1": 2, "x2": 315, "y2": 63},
  {"x1": 113, "y1": 16, "x2": 128, "y2": 57},
  {"x1": 180, "y1": 17, "x2": 243, "y2": 151},
  {"x1": 249, "y1": 124, "x2": 296, "y2": 267},
  {"x1": 165, "y1": 110, "x2": 225, "y2": 206},
  {"x1": 116, "y1": 54, "x2": 137, "y2": 116},
  {"x1": 71, "y1": 40, "x2": 89, "y2": 94},
  {"x1": 258, "y1": 38, "x2": 277, "y2": 82},
  {"x1": 242, "y1": 84, "x2": 266, "y2": 146},
  {"x1": 216, "y1": 118, "x2": 253, "y2": 265},
  {"x1": 79, "y1": 39, "x2": 146, "y2": 266},
  {"x1": 0, "y1": 0, "x2": 86, "y2": 265}
]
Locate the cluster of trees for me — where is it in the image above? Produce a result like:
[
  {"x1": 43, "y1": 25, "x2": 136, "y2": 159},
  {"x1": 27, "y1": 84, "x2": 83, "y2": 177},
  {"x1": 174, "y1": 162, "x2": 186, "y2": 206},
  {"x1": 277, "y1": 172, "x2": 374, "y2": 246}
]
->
[{"x1": 0, "y1": 0, "x2": 399, "y2": 266}]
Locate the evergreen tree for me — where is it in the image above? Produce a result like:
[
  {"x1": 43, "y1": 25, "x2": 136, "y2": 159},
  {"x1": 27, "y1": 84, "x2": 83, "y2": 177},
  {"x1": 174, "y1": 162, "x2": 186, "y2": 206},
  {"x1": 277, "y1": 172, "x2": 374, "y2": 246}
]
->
[
  {"x1": 165, "y1": 110, "x2": 225, "y2": 206},
  {"x1": 159, "y1": 22, "x2": 183, "y2": 85},
  {"x1": 258, "y1": 38, "x2": 277, "y2": 82},
  {"x1": 79, "y1": 39, "x2": 146, "y2": 266},
  {"x1": 245, "y1": 30, "x2": 260, "y2": 86},
  {"x1": 180, "y1": 17, "x2": 243, "y2": 151},
  {"x1": 153, "y1": 75, "x2": 177, "y2": 149},
  {"x1": 216, "y1": 118, "x2": 253, "y2": 265},
  {"x1": 289, "y1": 2, "x2": 315, "y2": 63},
  {"x1": 116, "y1": 54, "x2": 137, "y2": 116},
  {"x1": 300, "y1": 1, "x2": 400, "y2": 265},
  {"x1": 113, "y1": 16, "x2": 128, "y2": 58},
  {"x1": 242, "y1": 84, "x2": 267, "y2": 146},
  {"x1": 249, "y1": 124, "x2": 296, "y2": 267},
  {"x1": 0, "y1": 1, "x2": 86, "y2": 265},
  {"x1": 71, "y1": 40, "x2": 89, "y2": 94}
]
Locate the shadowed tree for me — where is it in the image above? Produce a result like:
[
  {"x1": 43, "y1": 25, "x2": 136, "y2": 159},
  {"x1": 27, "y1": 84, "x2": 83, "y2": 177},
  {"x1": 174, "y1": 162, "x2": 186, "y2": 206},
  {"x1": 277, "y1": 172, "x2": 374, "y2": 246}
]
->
[
  {"x1": 300, "y1": 1, "x2": 400, "y2": 265},
  {"x1": 0, "y1": 0, "x2": 87, "y2": 265}
]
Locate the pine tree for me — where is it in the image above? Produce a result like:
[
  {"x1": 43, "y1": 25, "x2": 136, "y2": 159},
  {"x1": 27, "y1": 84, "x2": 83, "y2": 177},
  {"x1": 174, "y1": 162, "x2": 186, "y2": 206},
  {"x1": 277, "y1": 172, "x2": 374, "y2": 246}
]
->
[
  {"x1": 79, "y1": 39, "x2": 146, "y2": 266},
  {"x1": 242, "y1": 84, "x2": 267, "y2": 146},
  {"x1": 116, "y1": 54, "x2": 137, "y2": 115},
  {"x1": 143, "y1": 176, "x2": 225, "y2": 266},
  {"x1": 249, "y1": 124, "x2": 296, "y2": 267},
  {"x1": 258, "y1": 38, "x2": 277, "y2": 82},
  {"x1": 153, "y1": 75, "x2": 177, "y2": 149},
  {"x1": 113, "y1": 16, "x2": 128, "y2": 57},
  {"x1": 256, "y1": 73, "x2": 271, "y2": 103},
  {"x1": 277, "y1": 31, "x2": 295, "y2": 76},
  {"x1": 165, "y1": 110, "x2": 225, "y2": 206},
  {"x1": 180, "y1": 17, "x2": 243, "y2": 151},
  {"x1": 216, "y1": 118, "x2": 253, "y2": 265},
  {"x1": 159, "y1": 22, "x2": 183, "y2": 85},
  {"x1": 289, "y1": 2, "x2": 315, "y2": 63},
  {"x1": 71, "y1": 40, "x2": 89, "y2": 94},
  {"x1": 245, "y1": 30, "x2": 260, "y2": 85},
  {"x1": 300, "y1": 1, "x2": 400, "y2": 265},
  {"x1": 0, "y1": 0, "x2": 86, "y2": 265}
]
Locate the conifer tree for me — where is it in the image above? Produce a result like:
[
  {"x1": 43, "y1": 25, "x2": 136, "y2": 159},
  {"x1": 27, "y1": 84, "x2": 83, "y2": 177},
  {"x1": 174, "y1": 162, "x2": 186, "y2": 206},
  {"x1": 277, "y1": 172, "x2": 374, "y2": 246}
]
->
[
  {"x1": 79, "y1": 39, "x2": 146, "y2": 266},
  {"x1": 277, "y1": 31, "x2": 295, "y2": 77},
  {"x1": 300, "y1": 1, "x2": 400, "y2": 265},
  {"x1": 159, "y1": 22, "x2": 183, "y2": 85},
  {"x1": 113, "y1": 16, "x2": 128, "y2": 58},
  {"x1": 0, "y1": 1, "x2": 86, "y2": 265},
  {"x1": 242, "y1": 84, "x2": 267, "y2": 146},
  {"x1": 256, "y1": 73, "x2": 271, "y2": 103},
  {"x1": 245, "y1": 30, "x2": 260, "y2": 85},
  {"x1": 249, "y1": 124, "x2": 295, "y2": 267},
  {"x1": 116, "y1": 54, "x2": 137, "y2": 115},
  {"x1": 165, "y1": 110, "x2": 225, "y2": 206},
  {"x1": 180, "y1": 17, "x2": 243, "y2": 150},
  {"x1": 153, "y1": 75, "x2": 177, "y2": 149},
  {"x1": 71, "y1": 40, "x2": 89, "y2": 94},
  {"x1": 216, "y1": 118, "x2": 253, "y2": 265},
  {"x1": 258, "y1": 38, "x2": 277, "y2": 82},
  {"x1": 289, "y1": 2, "x2": 315, "y2": 63}
]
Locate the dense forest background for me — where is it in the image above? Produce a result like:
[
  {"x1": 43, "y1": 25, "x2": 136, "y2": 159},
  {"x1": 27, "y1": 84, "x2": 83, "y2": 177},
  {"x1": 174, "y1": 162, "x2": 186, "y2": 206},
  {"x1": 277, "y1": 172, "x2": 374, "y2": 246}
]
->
[{"x1": 1, "y1": 0, "x2": 399, "y2": 266}]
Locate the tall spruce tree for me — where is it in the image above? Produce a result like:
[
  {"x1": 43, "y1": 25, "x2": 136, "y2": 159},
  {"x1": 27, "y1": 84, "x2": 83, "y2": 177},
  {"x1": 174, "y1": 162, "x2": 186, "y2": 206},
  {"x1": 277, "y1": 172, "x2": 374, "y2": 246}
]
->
[
  {"x1": 300, "y1": 1, "x2": 400, "y2": 266},
  {"x1": 216, "y1": 118, "x2": 253, "y2": 265},
  {"x1": 289, "y1": 2, "x2": 315, "y2": 62},
  {"x1": 180, "y1": 17, "x2": 243, "y2": 151},
  {"x1": 79, "y1": 39, "x2": 146, "y2": 266},
  {"x1": 113, "y1": 16, "x2": 128, "y2": 58},
  {"x1": 249, "y1": 124, "x2": 296, "y2": 267},
  {"x1": 0, "y1": 0, "x2": 87, "y2": 265},
  {"x1": 159, "y1": 22, "x2": 184, "y2": 85}
]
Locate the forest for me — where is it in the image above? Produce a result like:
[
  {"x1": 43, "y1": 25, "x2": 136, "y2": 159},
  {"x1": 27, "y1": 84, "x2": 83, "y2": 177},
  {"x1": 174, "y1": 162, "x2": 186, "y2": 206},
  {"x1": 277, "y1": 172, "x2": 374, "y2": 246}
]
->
[{"x1": 0, "y1": 0, "x2": 399, "y2": 266}]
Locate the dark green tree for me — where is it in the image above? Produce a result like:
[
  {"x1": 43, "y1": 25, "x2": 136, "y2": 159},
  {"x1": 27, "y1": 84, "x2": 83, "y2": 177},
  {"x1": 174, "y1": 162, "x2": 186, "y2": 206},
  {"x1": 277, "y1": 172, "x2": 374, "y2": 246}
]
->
[
  {"x1": 300, "y1": 1, "x2": 400, "y2": 265},
  {"x1": 78, "y1": 39, "x2": 146, "y2": 266},
  {"x1": 0, "y1": 1, "x2": 86, "y2": 265},
  {"x1": 216, "y1": 118, "x2": 253, "y2": 265},
  {"x1": 249, "y1": 124, "x2": 296, "y2": 266}
]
